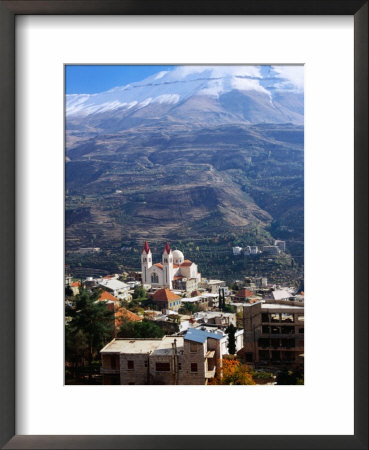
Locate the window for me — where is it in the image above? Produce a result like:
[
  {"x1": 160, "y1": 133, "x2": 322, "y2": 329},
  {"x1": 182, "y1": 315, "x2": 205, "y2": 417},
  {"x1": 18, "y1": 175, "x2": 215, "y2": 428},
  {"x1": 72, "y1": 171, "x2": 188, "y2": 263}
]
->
[
  {"x1": 151, "y1": 273, "x2": 159, "y2": 283},
  {"x1": 191, "y1": 363, "x2": 198, "y2": 372},
  {"x1": 281, "y1": 313, "x2": 294, "y2": 323},
  {"x1": 178, "y1": 362, "x2": 182, "y2": 370},
  {"x1": 144, "y1": 360, "x2": 148, "y2": 367},
  {"x1": 299, "y1": 328, "x2": 304, "y2": 334},
  {"x1": 261, "y1": 313, "x2": 269, "y2": 323},
  {"x1": 127, "y1": 360, "x2": 134, "y2": 370},
  {"x1": 190, "y1": 342, "x2": 197, "y2": 353},
  {"x1": 258, "y1": 338, "x2": 269, "y2": 348},
  {"x1": 155, "y1": 362, "x2": 170, "y2": 372},
  {"x1": 271, "y1": 313, "x2": 280, "y2": 323}
]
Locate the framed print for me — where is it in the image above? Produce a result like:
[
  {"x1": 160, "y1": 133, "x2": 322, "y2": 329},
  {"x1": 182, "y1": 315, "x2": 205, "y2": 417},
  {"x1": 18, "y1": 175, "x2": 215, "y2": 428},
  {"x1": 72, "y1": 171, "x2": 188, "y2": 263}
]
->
[{"x1": 0, "y1": 1, "x2": 368, "y2": 449}]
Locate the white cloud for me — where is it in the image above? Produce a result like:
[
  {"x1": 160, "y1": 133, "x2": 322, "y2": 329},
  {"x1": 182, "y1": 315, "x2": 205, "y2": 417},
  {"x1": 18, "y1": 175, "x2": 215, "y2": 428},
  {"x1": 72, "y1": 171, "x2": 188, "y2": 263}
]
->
[
  {"x1": 231, "y1": 77, "x2": 269, "y2": 94},
  {"x1": 271, "y1": 65, "x2": 304, "y2": 92}
]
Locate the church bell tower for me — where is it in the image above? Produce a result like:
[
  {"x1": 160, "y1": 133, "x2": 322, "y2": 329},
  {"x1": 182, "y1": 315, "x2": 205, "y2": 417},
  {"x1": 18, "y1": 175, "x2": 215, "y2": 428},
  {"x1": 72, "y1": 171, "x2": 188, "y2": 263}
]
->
[
  {"x1": 141, "y1": 241, "x2": 152, "y2": 284},
  {"x1": 162, "y1": 242, "x2": 174, "y2": 289}
]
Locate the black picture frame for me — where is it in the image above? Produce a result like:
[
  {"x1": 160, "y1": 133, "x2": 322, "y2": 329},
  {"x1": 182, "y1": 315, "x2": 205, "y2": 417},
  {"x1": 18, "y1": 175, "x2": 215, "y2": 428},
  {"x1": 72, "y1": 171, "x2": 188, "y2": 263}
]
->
[{"x1": 0, "y1": 1, "x2": 367, "y2": 449}]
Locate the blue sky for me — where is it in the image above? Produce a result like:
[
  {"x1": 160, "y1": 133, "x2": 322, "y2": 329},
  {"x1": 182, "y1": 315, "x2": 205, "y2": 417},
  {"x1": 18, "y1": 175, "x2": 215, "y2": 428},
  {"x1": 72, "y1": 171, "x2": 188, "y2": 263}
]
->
[{"x1": 65, "y1": 65, "x2": 175, "y2": 94}]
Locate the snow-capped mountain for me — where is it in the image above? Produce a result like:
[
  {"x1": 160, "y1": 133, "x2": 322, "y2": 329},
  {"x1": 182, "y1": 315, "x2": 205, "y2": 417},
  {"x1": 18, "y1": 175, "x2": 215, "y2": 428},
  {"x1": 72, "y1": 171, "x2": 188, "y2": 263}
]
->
[{"x1": 66, "y1": 65, "x2": 304, "y2": 128}]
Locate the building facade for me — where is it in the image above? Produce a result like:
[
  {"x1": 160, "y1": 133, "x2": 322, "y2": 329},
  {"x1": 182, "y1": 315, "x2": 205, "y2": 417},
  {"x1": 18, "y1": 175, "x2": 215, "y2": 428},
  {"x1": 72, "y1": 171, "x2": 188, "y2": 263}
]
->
[
  {"x1": 242, "y1": 302, "x2": 304, "y2": 368},
  {"x1": 100, "y1": 329, "x2": 222, "y2": 385}
]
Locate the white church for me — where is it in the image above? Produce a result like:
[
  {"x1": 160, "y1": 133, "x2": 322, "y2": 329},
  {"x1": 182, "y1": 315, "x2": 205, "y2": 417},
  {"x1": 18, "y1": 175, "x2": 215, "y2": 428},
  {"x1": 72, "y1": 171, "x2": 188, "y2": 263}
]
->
[{"x1": 141, "y1": 241, "x2": 201, "y2": 290}]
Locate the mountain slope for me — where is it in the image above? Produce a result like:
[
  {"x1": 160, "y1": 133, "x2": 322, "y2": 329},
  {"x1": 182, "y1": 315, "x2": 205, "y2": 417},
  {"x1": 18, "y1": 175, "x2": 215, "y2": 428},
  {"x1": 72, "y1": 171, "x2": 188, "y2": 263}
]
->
[{"x1": 65, "y1": 66, "x2": 304, "y2": 271}]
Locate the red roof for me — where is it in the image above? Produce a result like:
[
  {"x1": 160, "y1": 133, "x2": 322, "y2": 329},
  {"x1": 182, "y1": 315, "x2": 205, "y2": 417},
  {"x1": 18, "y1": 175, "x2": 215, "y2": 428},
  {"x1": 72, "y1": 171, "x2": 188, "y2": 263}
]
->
[
  {"x1": 162, "y1": 241, "x2": 171, "y2": 255},
  {"x1": 236, "y1": 288, "x2": 253, "y2": 298},
  {"x1": 173, "y1": 276, "x2": 183, "y2": 280},
  {"x1": 154, "y1": 263, "x2": 163, "y2": 269},
  {"x1": 98, "y1": 291, "x2": 119, "y2": 302},
  {"x1": 115, "y1": 307, "x2": 142, "y2": 327},
  {"x1": 70, "y1": 281, "x2": 81, "y2": 287},
  {"x1": 142, "y1": 240, "x2": 151, "y2": 254},
  {"x1": 153, "y1": 288, "x2": 181, "y2": 302},
  {"x1": 180, "y1": 260, "x2": 193, "y2": 267}
]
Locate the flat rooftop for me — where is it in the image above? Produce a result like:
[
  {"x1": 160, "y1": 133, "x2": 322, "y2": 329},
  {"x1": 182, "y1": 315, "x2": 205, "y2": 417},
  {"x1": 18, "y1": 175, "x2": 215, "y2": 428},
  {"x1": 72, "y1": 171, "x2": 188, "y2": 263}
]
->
[
  {"x1": 152, "y1": 336, "x2": 184, "y2": 355},
  {"x1": 101, "y1": 336, "x2": 184, "y2": 354},
  {"x1": 261, "y1": 304, "x2": 304, "y2": 310}
]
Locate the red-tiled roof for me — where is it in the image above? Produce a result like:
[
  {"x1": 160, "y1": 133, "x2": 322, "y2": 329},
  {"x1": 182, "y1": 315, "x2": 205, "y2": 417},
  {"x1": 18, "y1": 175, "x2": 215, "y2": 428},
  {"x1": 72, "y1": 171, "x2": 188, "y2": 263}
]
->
[
  {"x1": 154, "y1": 263, "x2": 163, "y2": 269},
  {"x1": 236, "y1": 288, "x2": 253, "y2": 298},
  {"x1": 115, "y1": 307, "x2": 142, "y2": 327},
  {"x1": 180, "y1": 260, "x2": 193, "y2": 267},
  {"x1": 98, "y1": 291, "x2": 119, "y2": 302},
  {"x1": 162, "y1": 241, "x2": 171, "y2": 255},
  {"x1": 142, "y1": 240, "x2": 151, "y2": 254},
  {"x1": 153, "y1": 288, "x2": 181, "y2": 302},
  {"x1": 173, "y1": 276, "x2": 183, "y2": 280},
  {"x1": 70, "y1": 281, "x2": 81, "y2": 287},
  {"x1": 103, "y1": 275, "x2": 115, "y2": 279}
]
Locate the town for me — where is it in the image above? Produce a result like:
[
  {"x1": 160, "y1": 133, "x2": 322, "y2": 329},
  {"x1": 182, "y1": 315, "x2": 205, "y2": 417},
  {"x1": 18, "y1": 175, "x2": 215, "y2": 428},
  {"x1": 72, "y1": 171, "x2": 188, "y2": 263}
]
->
[{"x1": 65, "y1": 241, "x2": 304, "y2": 385}]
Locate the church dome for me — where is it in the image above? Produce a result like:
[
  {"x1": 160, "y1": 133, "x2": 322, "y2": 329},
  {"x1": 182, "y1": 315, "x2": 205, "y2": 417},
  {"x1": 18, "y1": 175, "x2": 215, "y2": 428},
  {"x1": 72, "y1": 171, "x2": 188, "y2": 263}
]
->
[{"x1": 172, "y1": 249, "x2": 184, "y2": 264}]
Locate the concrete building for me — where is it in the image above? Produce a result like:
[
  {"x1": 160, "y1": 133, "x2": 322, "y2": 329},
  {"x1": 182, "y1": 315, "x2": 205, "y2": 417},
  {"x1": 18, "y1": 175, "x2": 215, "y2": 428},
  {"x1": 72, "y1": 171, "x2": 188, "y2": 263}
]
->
[
  {"x1": 98, "y1": 278, "x2": 130, "y2": 301},
  {"x1": 245, "y1": 276, "x2": 268, "y2": 288},
  {"x1": 100, "y1": 329, "x2": 223, "y2": 385},
  {"x1": 242, "y1": 302, "x2": 304, "y2": 369},
  {"x1": 232, "y1": 246, "x2": 243, "y2": 256},
  {"x1": 172, "y1": 276, "x2": 198, "y2": 293},
  {"x1": 274, "y1": 240, "x2": 286, "y2": 252},
  {"x1": 262, "y1": 245, "x2": 281, "y2": 256},
  {"x1": 235, "y1": 288, "x2": 254, "y2": 302},
  {"x1": 191, "y1": 325, "x2": 244, "y2": 355}
]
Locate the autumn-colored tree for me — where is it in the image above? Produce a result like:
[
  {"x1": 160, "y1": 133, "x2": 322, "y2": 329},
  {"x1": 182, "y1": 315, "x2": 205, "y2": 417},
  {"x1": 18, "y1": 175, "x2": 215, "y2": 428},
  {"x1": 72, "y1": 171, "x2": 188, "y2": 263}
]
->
[{"x1": 210, "y1": 357, "x2": 255, "y2": 385}]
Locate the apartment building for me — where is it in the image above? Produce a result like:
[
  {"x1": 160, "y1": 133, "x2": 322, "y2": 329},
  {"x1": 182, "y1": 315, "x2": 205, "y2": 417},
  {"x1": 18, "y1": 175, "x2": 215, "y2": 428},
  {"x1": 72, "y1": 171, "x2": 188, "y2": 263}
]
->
[
  {"x1": 100, "y1": 329, "x2": 222, "y2": 385},
  {"x1": 242, "y1": 302, "x2": 304, "y2": 368}
]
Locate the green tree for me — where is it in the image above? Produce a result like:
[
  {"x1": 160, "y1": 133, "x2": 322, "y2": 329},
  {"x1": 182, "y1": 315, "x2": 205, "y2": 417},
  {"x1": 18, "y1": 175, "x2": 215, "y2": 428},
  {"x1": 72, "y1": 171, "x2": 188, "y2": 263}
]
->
[
  {"x1": 226, "y1": 323, "x2": 236, "y2": 355},
  {"x1": 66, "y1": 290, "x2": 115, "y2": 379},
  {"x1": 132, "y1": 285, "x2": 147, "y2": 300},
  {"x1": 117, "y1": 319, "x2": 165, "y2": 339}
]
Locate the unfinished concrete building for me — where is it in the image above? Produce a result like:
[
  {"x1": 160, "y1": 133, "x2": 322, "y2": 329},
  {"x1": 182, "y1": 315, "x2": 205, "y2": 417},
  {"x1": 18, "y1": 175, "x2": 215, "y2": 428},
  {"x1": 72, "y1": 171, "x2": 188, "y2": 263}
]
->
[
  {"x1": 242, "y1": 302, "x2": 304, "y2": 369},
  {"x1": 100, "y1": 329, "x2": 223, "y2": 385}
]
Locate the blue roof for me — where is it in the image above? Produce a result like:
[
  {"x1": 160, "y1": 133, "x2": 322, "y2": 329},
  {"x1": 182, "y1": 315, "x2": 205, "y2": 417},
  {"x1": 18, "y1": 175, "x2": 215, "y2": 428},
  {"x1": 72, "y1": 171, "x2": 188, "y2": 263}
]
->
[{"x1": 184, "y1": 328, "x2": 223, "y2": 343}]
